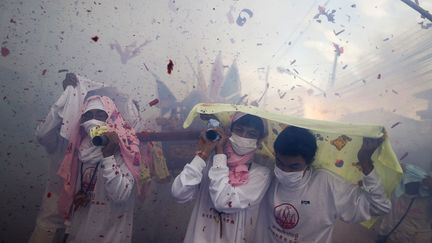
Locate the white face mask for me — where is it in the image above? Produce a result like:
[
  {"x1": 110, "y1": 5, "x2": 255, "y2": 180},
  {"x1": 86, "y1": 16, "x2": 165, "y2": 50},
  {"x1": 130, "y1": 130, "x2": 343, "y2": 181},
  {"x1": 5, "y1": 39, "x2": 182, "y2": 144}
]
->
[
  {"x1": 229, "y1": 133, "x2": 257, "y2": 155},
  {"x1": 274, "y1": 166, "x2": 305, "y2": 187},
  {"x1": 80, "y1": 119, "x2": 106, "y2": 137}
]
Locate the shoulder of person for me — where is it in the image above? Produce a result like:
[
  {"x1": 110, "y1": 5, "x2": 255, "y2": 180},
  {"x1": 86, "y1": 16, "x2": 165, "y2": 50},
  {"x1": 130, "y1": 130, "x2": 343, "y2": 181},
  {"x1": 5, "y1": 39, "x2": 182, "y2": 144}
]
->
[
  {"x1": 250, "y1": 162, "x2": 272, "y2": 177},
  {"x1": 312, "y1": 168, "x2": 347, "y2": 184}
]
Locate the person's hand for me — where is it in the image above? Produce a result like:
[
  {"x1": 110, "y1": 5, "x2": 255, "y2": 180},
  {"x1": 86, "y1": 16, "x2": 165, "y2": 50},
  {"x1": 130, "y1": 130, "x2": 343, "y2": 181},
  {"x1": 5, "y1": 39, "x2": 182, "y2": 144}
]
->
[
  {"x1": 102, "y1": 131, "x2": 120, "y2": 158},
  {"x1": 196, "y1": 130, "x2": 218, "y2": 161},
  {"x1": 62, "y1": 73, "x2": 78, "y2": 90},
  {"x1": 356, "y1": 137, "x2": 384, "y2": 175}
]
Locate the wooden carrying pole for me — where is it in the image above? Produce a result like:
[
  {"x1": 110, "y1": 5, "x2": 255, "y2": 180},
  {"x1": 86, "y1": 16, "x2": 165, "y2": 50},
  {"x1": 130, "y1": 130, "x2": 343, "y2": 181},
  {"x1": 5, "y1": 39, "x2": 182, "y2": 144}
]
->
[{"x1": 137, "y1": 131, "x2": 201, "y2": 142}]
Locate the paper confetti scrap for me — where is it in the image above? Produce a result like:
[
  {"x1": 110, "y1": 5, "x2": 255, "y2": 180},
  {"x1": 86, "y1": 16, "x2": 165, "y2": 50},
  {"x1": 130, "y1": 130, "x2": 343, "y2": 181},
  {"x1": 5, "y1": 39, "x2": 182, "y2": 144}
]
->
[
  {"x1": 390, "y1": 122, "x2": 401, "y2": 128},
  {"x1": 167, "y1": 59, "x2": 174, "y2": 74},
  {"x1": 236, "y1": 9, "x2": 253, "y2": 26},
  {"x1": 1, "y1": 47, "x2": 10, "y2": 57},
  {"x1": 149, "y1": 98, "x2": 159, "y2": 107}
]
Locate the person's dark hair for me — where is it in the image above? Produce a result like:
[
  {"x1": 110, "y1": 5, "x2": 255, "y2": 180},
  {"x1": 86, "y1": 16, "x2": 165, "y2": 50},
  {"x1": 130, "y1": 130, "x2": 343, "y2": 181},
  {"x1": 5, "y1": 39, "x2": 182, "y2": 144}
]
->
[
  {"x1": 273, "y1": 126, "x2": 318, "y2": 165},
  {"x1": 231, "y1": 114, "x2": 266, "y2": 139}
]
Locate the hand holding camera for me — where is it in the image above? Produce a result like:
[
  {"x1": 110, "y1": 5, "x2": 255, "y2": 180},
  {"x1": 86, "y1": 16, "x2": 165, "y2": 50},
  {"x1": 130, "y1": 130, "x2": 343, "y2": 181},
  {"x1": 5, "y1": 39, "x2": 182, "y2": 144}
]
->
[
  {"x1": 196, "y1": 119, "x2": 228, "y2": 160},
  {"x1": 100, "y1": 131, "x2": 120, "y2": 158}
]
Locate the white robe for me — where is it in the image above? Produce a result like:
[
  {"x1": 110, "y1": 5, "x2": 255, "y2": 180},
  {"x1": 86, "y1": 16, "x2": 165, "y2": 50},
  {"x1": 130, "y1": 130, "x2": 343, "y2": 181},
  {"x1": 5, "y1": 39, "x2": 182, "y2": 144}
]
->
[
  {"x1": 254, "y1": 168, "x2": 391, "y2": 243},
  {"x1": 171, "y1": 154, "x2": 271, "y2": 243},
  {"x1": 66, "y1": 137, "x2": 135, "y2": 243}
]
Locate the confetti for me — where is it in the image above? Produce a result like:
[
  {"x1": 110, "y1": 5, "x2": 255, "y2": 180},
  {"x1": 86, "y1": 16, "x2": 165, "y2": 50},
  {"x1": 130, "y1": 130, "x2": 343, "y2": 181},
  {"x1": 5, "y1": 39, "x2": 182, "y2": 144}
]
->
[
  {"x1": 313, "y1": 6, "x2": 336, "y2": 23},
  {"x1": 148, "y1": 98, "x2": 159, "y2": 107},
  {"x1": 1, "y1": 47, "x2": 10, "y2": 57},
  {"x1": 226, "y1": 5, "x2": 235, "y2": 24},
  {"x1": 91, "y1": 36, "x2": 99, "y2": 42},
  {"x1": 334, "y1": 29, "x2": 345, "y2": 36},
  {"x1": 390, "y1": 122, "x2": 401, "y2": 128},
  {"x1": 167, "y1": 59, "x2": 174, "y2": 74},
  {"x1": 236, "y1": 9, "x2": 253, "y2": 26},
  {"x1": 399, "y1": 152, "x2": 408, "y2": 161},
  {"x1": 111, "y1": 40, "x2": 152, "y2": 64}
]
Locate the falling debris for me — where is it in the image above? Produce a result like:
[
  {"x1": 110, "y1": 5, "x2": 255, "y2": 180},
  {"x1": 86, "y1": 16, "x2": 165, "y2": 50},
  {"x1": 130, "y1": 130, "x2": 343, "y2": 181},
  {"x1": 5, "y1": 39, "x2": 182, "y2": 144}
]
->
[
  {"x1": 399, "y1": 152, "x2": 408, "y2": 161},
  {"x1": 149, "y1": 98, "x2": 159, "y2": 107},
  {"x1": 390, "y1": 122, "x2": 401, "y2": 128},
  {"x1": 334, "y1": 29, "x2": 345, "y2": 36},
  {"x1": 58, "y1": 69, "x2": 69, "y2": 73},
  {"x1": 236, "y1": 8, "x2": 253, "y2": 26},
  {"x1": 377, "y1": 74, "x2": 381, "y2": 79},
  {"x1": 226, "y1": 5, "x2": 235, "y2": 24},
  {"x1": 351, "y1": 4, "x2": 356, "y2": 8},
  {"x1": 342, "y1": 65, "x2": 348, "y2": 70},
  {"x1": 110, "y1": 40, "x2": 152, "y2": 64},
  {"x1": 42, "y1": 69, "x2": 47, "y2": 75},
  {"x1": 1, "y1": 47, "x2": 10, "y2": 57},
  {"x1": 290, "y1": 59, "x2": 296, "y2": 65},
  {"x1": 167, "y1": 59, "x2": 174, "y2": 74},
  {"x1": 91, "y1": 36, "x2": 99, "y2": 42},
  {"x1": 313, "y1": 6, "x2": 336, "y2": 23}
]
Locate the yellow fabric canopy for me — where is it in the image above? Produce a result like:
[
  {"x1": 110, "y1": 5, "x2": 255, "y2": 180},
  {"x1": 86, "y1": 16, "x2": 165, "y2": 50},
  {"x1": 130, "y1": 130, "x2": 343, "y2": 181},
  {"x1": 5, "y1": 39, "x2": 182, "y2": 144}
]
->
[{"x1": 184, "y1": 103, "x2": 403, "y2": 228}]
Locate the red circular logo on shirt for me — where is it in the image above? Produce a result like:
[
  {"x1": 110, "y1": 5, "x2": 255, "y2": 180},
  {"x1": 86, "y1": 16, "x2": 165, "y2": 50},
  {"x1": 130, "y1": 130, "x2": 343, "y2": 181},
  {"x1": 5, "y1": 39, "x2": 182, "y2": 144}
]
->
[{"x1": 274, "y1": 203, "x2": 299, "y2": 229}]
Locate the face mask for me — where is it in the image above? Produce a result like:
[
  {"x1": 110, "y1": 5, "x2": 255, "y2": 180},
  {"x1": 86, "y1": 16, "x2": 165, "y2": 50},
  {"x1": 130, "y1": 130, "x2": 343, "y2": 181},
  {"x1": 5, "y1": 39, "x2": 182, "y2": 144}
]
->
[
  {"x1": 81, "y1": 119, "x2": 106, "y2": 137},
  {"x1": 274, "y1": 166, "x2": 305, "y2": 187},
  {"x1": 229, "y1": 133, "x2": 257, "y2": 155}
]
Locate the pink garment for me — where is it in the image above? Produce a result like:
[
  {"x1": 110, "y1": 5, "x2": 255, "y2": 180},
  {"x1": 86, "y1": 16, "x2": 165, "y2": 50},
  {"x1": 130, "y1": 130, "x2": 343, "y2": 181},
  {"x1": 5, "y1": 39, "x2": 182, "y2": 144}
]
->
[
  {"x1": 225, "y1": 143, "x2": 255, "y2": 186},
  {"x1": 225, "y1": 112, "x2": 255, "y2": 186},
  {"x1": 57, "y1": 95, "x2": 142, "y2": 219}
]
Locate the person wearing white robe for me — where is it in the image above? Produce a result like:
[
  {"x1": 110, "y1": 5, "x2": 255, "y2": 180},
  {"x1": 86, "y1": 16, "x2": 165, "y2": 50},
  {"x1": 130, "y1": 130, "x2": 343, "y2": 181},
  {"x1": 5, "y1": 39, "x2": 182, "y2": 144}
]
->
[
  {"x1": 254, "y1": 126, "x2": 392, "y2": 243},
  {"x1": 172, "y1": 114, "x2": 272, "y2": 243}
]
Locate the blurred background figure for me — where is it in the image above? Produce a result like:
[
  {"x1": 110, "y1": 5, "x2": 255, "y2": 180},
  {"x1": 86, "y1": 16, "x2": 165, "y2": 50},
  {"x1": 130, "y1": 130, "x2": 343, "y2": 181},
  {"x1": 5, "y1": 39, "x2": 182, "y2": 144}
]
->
[{"x1": 377, "y1": 162, "x2": 432, "y2": 243}]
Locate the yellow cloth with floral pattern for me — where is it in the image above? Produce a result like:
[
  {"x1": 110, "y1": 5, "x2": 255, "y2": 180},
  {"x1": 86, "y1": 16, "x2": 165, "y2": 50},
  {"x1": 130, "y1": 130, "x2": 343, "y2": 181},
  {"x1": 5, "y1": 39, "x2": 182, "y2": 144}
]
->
[{"x1": 183, "y1": 103, "x2": 403, "y2": 228}]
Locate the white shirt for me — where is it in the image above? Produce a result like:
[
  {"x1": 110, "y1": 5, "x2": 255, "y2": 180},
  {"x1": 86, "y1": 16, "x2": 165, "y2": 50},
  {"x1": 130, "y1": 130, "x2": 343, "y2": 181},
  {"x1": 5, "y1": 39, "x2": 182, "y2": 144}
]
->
[
  {"x1": 172, "y1": 154, "x2": 271, "y2": 243},
  {"x1": 66, "y1": 150, "x2": 135, "y2": 243},
  {"x1": 254, "y1": 168, "x2": 391, "y2": 243}
]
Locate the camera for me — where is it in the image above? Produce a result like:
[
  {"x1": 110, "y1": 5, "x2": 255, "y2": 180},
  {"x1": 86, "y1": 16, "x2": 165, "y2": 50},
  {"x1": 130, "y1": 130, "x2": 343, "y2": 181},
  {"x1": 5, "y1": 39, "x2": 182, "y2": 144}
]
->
[
  {"x1": 89, "y1": 125, "x2": 109, "y2": 146},
  {"x1": 205, "y1": 119, "x2": 220, "y2": 142},
  {"x1": 92, "y1": 135, "x2": 109, "y2": 146}
]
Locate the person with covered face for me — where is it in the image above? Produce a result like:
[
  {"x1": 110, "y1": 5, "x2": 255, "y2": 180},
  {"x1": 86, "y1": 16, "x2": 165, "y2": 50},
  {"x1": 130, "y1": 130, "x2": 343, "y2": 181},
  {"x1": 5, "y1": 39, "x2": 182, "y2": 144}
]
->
[
  {"x1": 171, "y1": 113, "x2": 272, "y2": 243},
  {"x1": 56, "y1": 95, "x2": 143, "y2": 243},
  {"x1": 254, "y1": 126, "x2": 392, "y2": 243}
]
